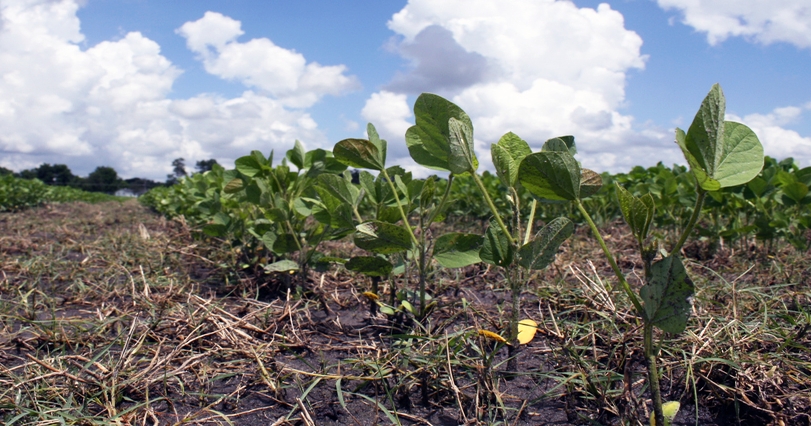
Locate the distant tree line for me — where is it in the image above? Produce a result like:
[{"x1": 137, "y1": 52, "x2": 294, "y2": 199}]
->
[{"x1": 0, "y1": 158, "x2": 218, "y2": 195}]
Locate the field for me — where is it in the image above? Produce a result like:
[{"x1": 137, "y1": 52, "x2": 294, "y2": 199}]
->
[
  {"x1": 3, "y1": 86, "x2": 811, "y2": 425},
  {"x1": 1, "y1": 199, "x2": 809, "y2": 425}
]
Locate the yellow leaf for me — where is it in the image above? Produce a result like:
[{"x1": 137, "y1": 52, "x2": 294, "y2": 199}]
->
[
  {"x1": 650, "y1": 401, "x2": 680, "y2": 426},
  {"x1": 517, "y1": 319, "x2": 538, "y2": 344},
  {"x1": 362, "y1": 291, "x2": 379, "y2": 301},
  {"x1": 478, "y1": 329, "x2": 507, "y2": 343}
]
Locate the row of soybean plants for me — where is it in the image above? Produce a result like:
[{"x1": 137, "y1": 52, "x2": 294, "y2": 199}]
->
[
  {"x1": 142, "y1": 83, "x2": 769, "y2": 424},
  {"x1": 452, "y1": 156, "x2": 810, "y2": 253},
  {"x1": 0, "y1": 174, "x2": 125, "y2": 212}
]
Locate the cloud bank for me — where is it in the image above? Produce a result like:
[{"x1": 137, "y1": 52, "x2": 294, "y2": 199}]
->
[
  {"x1": 364, "y1": 0, "x2": 679, "y2": 174},
  {"x1": 0, "y1": 0, "x2": 356, "y2": 180},
  {"x1": 657, "y1": 0, "x2": 811, "y2": 48}
]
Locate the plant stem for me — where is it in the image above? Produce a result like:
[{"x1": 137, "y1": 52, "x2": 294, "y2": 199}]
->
[
  {"x1": 380, "y1": 169, "x2": 420, "y2": 247},
  {"x1": 575, "y1": 200, "x2": 644, "y2": 315},
  {"x1": 471, "y1": 172, "x2": 516, "y2": 245},
  {"x1": 524, "y1": 199, "x2": 537, "y2": 245},
  {"x1": 670, "y1": 187, "x2": 706, "y2": 257},
  {"x1": 645, "y1": 322, "x2": 665, "y2": 426},
  {"x1": 425, "y1": 175, "x2": 455, "y2": 226}
]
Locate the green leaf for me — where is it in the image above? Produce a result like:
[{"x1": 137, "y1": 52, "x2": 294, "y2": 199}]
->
[
  {"x1": 579, "y1": 169, "x2": 603, "y2": 199},
  {"x1": 542, "y1": 136, "x2": 576, "y2": 155},
  {"x1": 781, "y1": 181, "x2": 810, "y2": 205},
  {"x1": 616, "y1": 184, "x2": 655, "y2": 243},
  {"x1": 685, "y1": 84, "x2": 725, "y2": 175},
  {"x1": 316, "y1": 173, "x2": 360, "y2": 207},
  {"x1": 286, "y1": 140, "x2": 306, "y2": 170},
  {"x1": 264, "y1": 259, "x2": 299, "y2": 274},
  {"x1": 676, "y1": 127, "x2": 720, "y2": 191},
  {"x1": 518, "y1": 217, "x2": 573, "y2": 270},
  {"x1": 405, "y1": 93, "x2": 474, "y2": 171},
  {"x1": 492, "y1": 132, "x2": 531, "y2": 187},
  {"x1": 345, "y1": 256, "x2": 393, "y2": 277},
  {"x1": 433, "y1": 233, "x2": 484, "y2": 268},
  {"x1": 640, "y1": 256, "x2": 694, "y2": 333},
  {"x1": 235, "y1": 154, "x2": 262, "y2": 177},
  {"x1": 480, "y1": 222, "x2": 514, "y2": 267},
  {"x1": 447, "y1": 117, "x2": 477, "y2": 174},
  {"x1": 223, "y1": 178, "x2": 244, "y2": 194},
  {"x1": 677, "y1": 84, "x2": 763, "y2": 190},
  {"x1": 333, "y1": 127, "x2": 387, "y2": 171},
  {"x1": 714, "y1": 121, "x2": 764, "y2": 187},
  {"x1": 273, "y1": 233, "x2": 300, "y2": 255},
  {"x1": 354, "y1": 221, "x2": 413, "y2": 254},
  {"x1": 518, "y1": 151, "x2": 581, "y2": 201}
]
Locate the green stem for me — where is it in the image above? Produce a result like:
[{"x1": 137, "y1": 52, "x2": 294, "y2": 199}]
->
[
  {"x1": 471, "y1": 172, "x2": 516, "y2": 245},
  {"x1": 645, "y1": 323, "x2": 665, "y2": 426},
  {"x1": 380, "y1": 169, "x2": 420, "y2": 248},
  {"x1": 575, "y1": 200, "x2": 644, "y2": 316},
  {"x1": 425, "y1": 174, "x2": 455, "y2": 226},
  {"x1": 524, "y1": 199, "x2": 537, "y2": 245},
  {"x1": 669, "y1": 187, "x2": 706, "y2": 257}
]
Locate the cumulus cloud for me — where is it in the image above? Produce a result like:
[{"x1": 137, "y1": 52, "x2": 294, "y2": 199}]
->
[
  {"x1": 385, "y1": 25, "x2": 493, "y2": 93},
  {"x1": 177, "y1": 12, "x2": 360, "y2": 108},
  {"x1": 0, "y1": 1, "x2": 350, "y2": 180},
  {"x1": 657, "y1": 0, "x2": 811, "y2": 48},
  {"x1": 728, "y1": 105, "x2": 811, "y2": 167},
  {"x1": 372, "y1": 0, "x2": 663, "y2": 173}
]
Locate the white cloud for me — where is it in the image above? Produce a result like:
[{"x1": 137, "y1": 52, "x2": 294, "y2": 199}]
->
[
  {"x1": 373, "y1": 0, "x2": 665, "y2": 173},
  {"x1": 0, "y1": 1, "x2": 344, "y2": 180},
  {"x1": 657, "y1": 0, "x2": 811, "y2": 48},
  {"x1": 361, "y1": 91, "x2": 412, "y2": 143},
  {"x1": 728, "y1": 105, "x2": 811, "y2": 166},
  {"x1": 177, "y1": 12, "x2": 360, "y2": 108}
]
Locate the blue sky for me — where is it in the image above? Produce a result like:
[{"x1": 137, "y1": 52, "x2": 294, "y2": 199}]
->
[{"x1": 1, "y1": 0, "x2": 810, "y2": 180}]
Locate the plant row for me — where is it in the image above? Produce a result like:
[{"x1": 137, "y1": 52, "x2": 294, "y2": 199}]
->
[
  {"x1": 0, "y1": 175, "x2": 126, "y2": 212},
  {"x1": 141, "y1": 84, "x2": 770, "y2": 425}
]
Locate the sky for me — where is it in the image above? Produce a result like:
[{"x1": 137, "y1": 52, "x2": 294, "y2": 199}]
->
[{"x1": 1, "y1": 0, "x2": 810, "y2": 181}]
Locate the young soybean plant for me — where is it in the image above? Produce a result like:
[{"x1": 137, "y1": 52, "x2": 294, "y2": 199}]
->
[
  {"x1": 517, "y1": 84, "x2": 763, "y2": 426},
  {"x1": 331, "y1": 122, "x2": 479, "y2": 319},
  {"x1": 402, "y1": 94, "x2": 574, "y2": 367}
]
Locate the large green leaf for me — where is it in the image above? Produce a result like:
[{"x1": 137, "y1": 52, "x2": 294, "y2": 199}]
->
[
  {"x1": 676, "y1": 84, "x2": 763, "y2": 190},
  {"x1": 616, "y1": 184, "x2": 655, "y2": 243},
  {"x1": 714, "y1": 121, "x2": 764, "y2": 187},
  {"x1": 316, "y1": 173, "x2": 360, "y2": 207},
  {"x1": 354, "y1": 221, "x2": 413, "y2": 254},
  {"x1": 518, "y1": 217, "x2": 573, "y2": 270},
  {"x1": 479, "y1": 222, "x2": 514, "y2": 267},
  {"x1": 405, "y1": 93, "x2": 475, "y2": 171},
  {"x1": 518, "y1": 151, "x2": 581, "y2": 201},
  {"x1": 333, "y1": 123, "x2": 387, "y2": 171},
  {"x1": 345, "y1": 256, "x2": 393, "y2": 277},
  {"x1": 492, "y1": 132, "x2": 532, "y2": 187},
  {"x1": 447, "y1": 117, "x2": 477, "y2": 174},
  {"x1": 433, "y1": 233, "x2": 483, "y2": 268},
  {"x1": 542, "y1": 136, "x2": 577, "y2": 155},
  {"x1": 781, "y1": 181, "x2": 810, "y2": 205},
  {"x1": 579, "y1": 169, "x2": 603, "y2": 199},
  {"x1": 235, "y1": 152, "x2": 263, "y2": 177},
  {"x1": 286, "y1": 140, "x2": 306, "y2": 170},
  {"x1": 640, "y1": 256, "x2": 694, "y2": 333}
]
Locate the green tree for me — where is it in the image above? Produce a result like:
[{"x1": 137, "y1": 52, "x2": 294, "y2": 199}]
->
[
  {"x1": 195, "y1": 158, "x2": 219, "y2": 173},
  {"x1": 0, "y1": 166, "x2": 12, "y2": 176},
  {"x1": 38, "y1": 164, "x2": 77, "y2": 186},
  {"x1": 86, "y1": 166, "x2": 121, "y2": 193}
]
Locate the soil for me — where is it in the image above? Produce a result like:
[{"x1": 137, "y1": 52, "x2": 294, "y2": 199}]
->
[{"x1": 1, "y1": 200, "x2": 808, "y2": 425}]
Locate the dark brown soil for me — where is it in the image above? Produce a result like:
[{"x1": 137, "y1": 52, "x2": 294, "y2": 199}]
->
[{"x1": 1, "y1": 200, "x2": 809, "y2": 425}]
